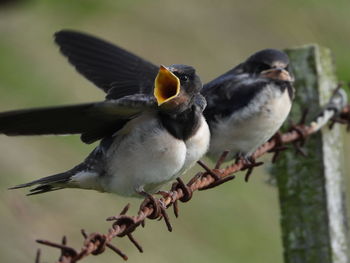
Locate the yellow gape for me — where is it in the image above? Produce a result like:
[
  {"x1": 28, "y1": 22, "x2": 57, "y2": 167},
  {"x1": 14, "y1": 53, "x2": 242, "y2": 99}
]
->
[{"x1": 154, "y1": 65, "x2": 180, "y2": 106}]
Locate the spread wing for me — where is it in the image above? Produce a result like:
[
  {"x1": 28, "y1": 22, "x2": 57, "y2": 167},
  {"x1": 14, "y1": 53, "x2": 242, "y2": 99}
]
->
[
  {"x1": 54, "y1": 30, "x2": 158, "y2": 98},
  {"x1": 0, "y1": 94, "x2": 156, "y2": 144}
]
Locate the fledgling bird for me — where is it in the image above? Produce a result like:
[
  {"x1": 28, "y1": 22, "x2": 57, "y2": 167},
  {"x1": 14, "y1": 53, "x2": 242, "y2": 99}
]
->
[
  {"x1": 1, "y1": 64, "x2": 210, "y2": 197},
  {"x1": 202, "y1": 49, "x2": 294, "y2": 160},
  {"x1": 53, "y1": 30, "x2": 294, "y2": 162}
]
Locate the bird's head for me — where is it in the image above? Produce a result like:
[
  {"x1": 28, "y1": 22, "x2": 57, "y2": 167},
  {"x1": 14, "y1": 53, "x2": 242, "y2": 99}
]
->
[
  {"x1": 154, "y1": 64, "x2": 202, "y2": 113},
  {"x1": 243, "y1": 49, "x2": 293, "y2": 82}
]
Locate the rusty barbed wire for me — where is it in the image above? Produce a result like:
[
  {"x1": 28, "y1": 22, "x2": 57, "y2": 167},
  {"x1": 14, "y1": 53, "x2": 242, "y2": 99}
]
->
[{"x1": 34, "y1": 88, "x2": 350, "y2": 263}]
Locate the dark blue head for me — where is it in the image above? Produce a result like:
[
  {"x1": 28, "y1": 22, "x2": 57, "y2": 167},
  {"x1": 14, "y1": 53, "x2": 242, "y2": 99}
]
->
[{"x1": 243, "y1": 49, "x2": 293, "y2": 82}]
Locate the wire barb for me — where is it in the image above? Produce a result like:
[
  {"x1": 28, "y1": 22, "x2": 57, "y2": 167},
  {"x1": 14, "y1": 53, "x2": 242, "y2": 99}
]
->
[
  {"x1": 127, "y1": 234, "x2": 143, "y2": 253},
  {"x1": 268, "y1": 132, "x2": 288, "y2": 163},
  {"x1": 35, "y1": 249, "x2": 41, "y2": 263}
]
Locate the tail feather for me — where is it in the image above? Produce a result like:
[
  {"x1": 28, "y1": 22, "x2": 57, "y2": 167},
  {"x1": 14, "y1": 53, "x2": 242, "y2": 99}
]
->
[
  {"x1": 27, "y1": 185, "x2": 65, "y2": 196},
  {"x1": 9, "y1": 172, "x2": 73, "y2": 195}
]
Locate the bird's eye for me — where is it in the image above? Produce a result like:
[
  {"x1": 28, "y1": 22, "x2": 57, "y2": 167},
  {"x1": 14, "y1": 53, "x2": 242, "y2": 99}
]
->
[
  {"x1": 255, "y1": 63, "x2": 271, "y2": 73},
  {"x1": 259, "y1": 63, "x2": 271, "y2": 71},
  {"x1": 180, "y1": 75, "x2": 189, "y2": 82}
]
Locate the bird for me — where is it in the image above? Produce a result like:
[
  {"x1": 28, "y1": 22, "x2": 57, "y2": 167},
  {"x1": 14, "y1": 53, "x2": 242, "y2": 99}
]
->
[
  {"x1": 1, "y1": 64, "x2": 210, "y2": 197},
  {"x1": 202, "y1": 49, "x2": 294, "y2": 161},
  {"x1": 53, "y1": 30, "x2": 294, "y2": 162}
]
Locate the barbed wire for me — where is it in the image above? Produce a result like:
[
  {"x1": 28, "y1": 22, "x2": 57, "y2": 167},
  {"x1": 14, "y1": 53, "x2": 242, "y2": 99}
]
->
[{"x1": 34, "y1": 88, "x2": 349, "y2": 263}]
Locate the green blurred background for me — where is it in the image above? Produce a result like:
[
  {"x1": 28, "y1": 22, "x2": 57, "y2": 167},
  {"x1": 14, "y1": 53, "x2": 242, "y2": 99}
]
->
[{"x1": 0, "y1": 0, "x2": 349, "y2": 262}]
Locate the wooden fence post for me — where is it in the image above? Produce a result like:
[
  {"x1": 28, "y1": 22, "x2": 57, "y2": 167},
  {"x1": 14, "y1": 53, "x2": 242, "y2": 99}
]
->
[{"x1": 271, "y1": 45, "x2": 349, "y2": 263}]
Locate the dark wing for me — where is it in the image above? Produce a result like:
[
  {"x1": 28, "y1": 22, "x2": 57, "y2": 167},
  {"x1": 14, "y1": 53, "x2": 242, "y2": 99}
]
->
[
  {"x1": 54, "y1": 30, "x2": 158, "y2": 98},
  {"x1": 202, "y1": 74, "x2": 268, "y2": 123},
  {"x1": 0, "y1": 94, "x2": 156, "y2": 144}
]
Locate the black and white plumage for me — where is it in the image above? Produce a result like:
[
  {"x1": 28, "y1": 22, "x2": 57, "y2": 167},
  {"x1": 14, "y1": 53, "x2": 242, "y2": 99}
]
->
[
  {"x1": 53, "y1": 30, "x2": 294, "y2": 161},
  {"x1": 202, "y1": 49, "x2": 294, "y2": 159},
  {"x1": 2, "y1": 64, "x2": 210, "y2": 197}
]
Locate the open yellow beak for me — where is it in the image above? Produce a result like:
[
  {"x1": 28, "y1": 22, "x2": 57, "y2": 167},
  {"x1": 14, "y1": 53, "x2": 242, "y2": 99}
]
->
[{"x1": 154, "y1": 65, "x2": 180, "y2": 106}]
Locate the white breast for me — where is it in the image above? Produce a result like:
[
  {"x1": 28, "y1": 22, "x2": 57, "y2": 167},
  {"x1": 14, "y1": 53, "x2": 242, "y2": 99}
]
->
[
  {"x1": 100, "y1": 112, "x2": 209, "y2": 197},
  {"x1": 208, "y1": 84, "x2": 291, "y2": 159},
  {"x1": 98, "y1": 112, "x2": 185, "y2": 197},
  {"x1": 177, "y1": 115, "x2": 210, "y2": 175}
]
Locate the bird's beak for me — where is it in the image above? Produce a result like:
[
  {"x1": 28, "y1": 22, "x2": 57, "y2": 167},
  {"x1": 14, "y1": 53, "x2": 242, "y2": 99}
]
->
[
  {"x1": 154, "y1": 65, "x2": 180, "y2": 106},
  {"x1": 260, "y1": 68, "x2": 294, "y2": 82}
]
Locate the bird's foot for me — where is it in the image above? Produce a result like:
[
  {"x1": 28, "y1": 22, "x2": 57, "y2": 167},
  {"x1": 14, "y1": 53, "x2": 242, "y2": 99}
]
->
[
  {"x1": 138, "y1": 191, "x2": 172, "y2": 232},
  {"x1": 235, "y1": 154, "x2": 264, "y2": 182},
  {"x1": 197, "y1": 160, "x2": 235, "y2": 191}
]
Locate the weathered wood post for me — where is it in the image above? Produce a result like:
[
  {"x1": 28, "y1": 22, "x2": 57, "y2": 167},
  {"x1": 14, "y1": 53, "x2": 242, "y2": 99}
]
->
[{"x1": 271, "y1": 45, "x2": 349, "y2": 263}]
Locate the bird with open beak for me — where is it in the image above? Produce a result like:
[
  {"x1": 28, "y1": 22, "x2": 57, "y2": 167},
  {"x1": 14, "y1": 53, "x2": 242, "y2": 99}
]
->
[
  {"x1": 53, "y1": 30, "x2": 294, "y2": 163},
  {"x1": 1, "y1": 64, "x2": 210, "y2": 197}
]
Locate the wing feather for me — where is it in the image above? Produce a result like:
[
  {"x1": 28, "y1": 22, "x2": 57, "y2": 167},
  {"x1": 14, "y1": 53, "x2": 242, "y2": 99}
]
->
[
  {"x1": 55, "y1": 30, "x2": 158, "y2": 98},
  {"x1": 0, "y1": 95, "x2": 155, "y2": 143}
]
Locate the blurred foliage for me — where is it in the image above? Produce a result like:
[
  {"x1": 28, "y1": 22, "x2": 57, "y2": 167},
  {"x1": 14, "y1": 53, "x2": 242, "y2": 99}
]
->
[{"x1": 0, "y1": 0, "x2": 349, "y2": 263}]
